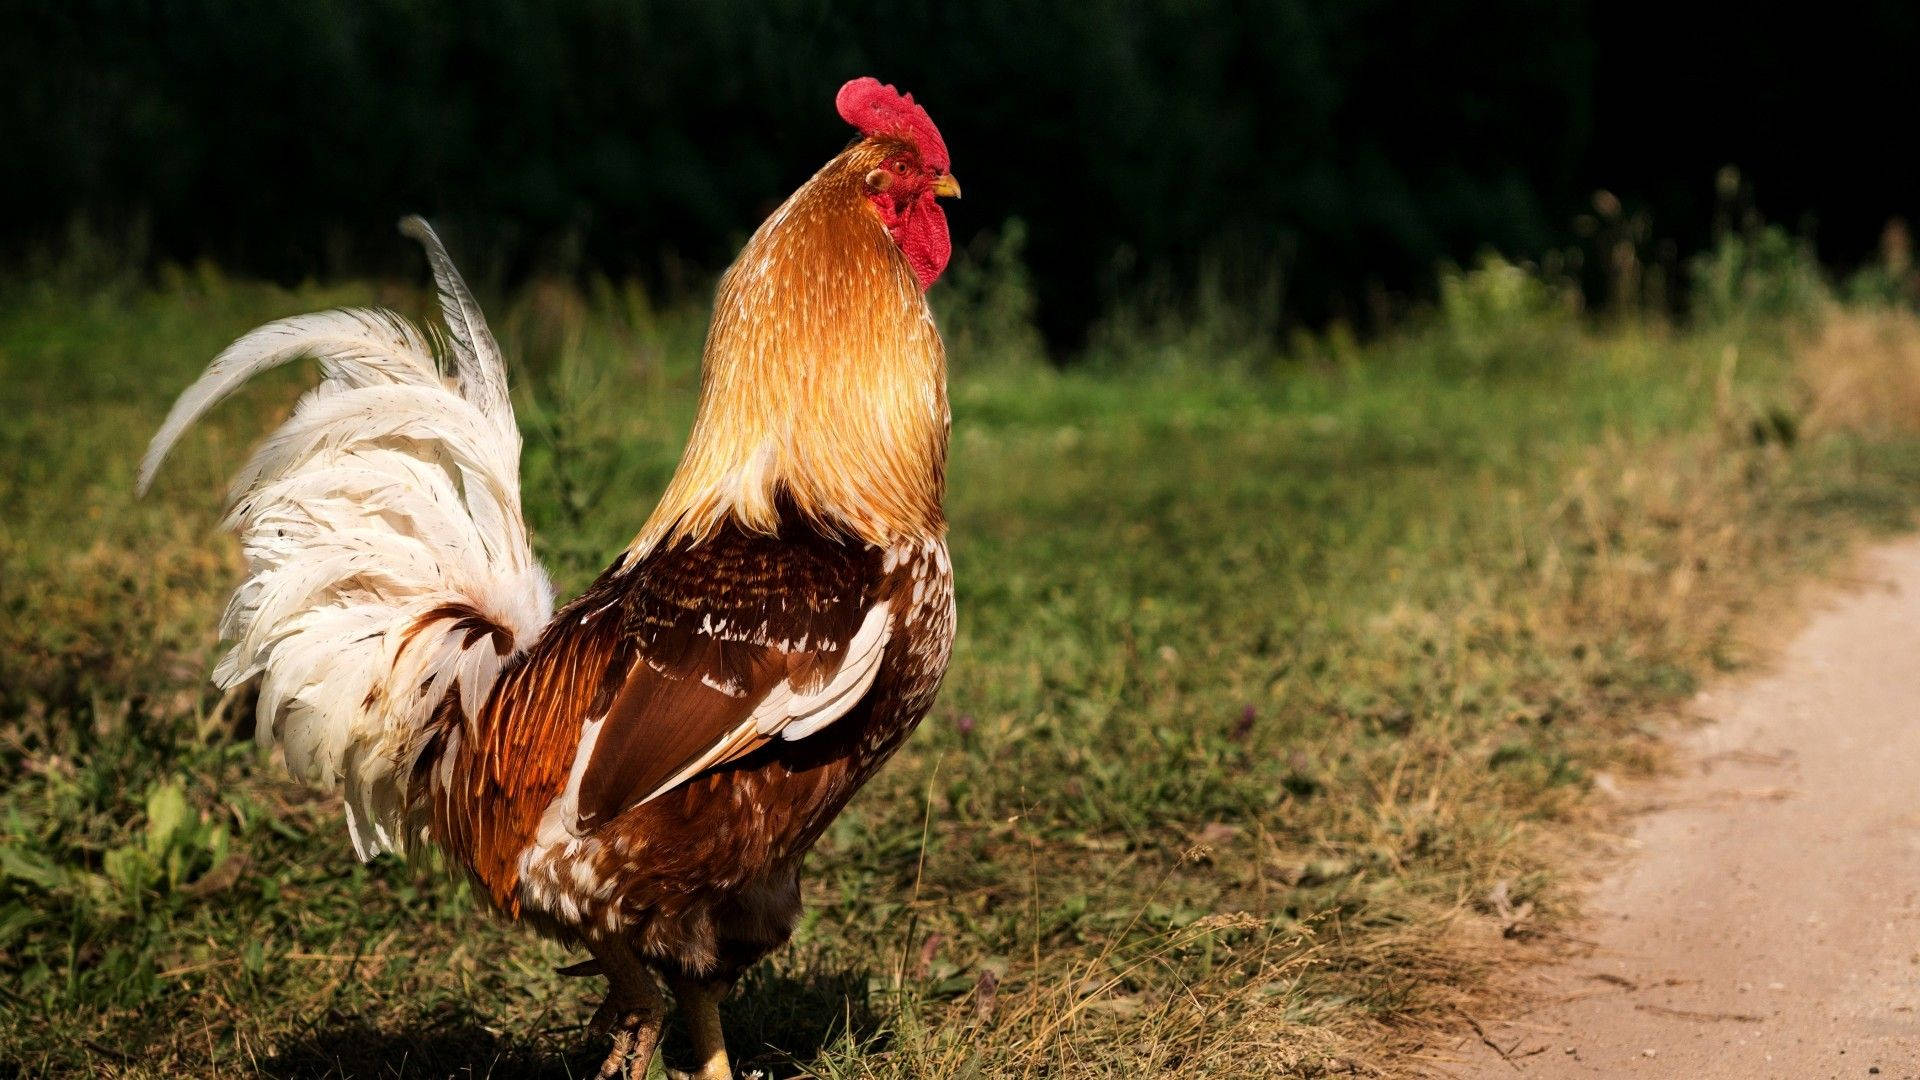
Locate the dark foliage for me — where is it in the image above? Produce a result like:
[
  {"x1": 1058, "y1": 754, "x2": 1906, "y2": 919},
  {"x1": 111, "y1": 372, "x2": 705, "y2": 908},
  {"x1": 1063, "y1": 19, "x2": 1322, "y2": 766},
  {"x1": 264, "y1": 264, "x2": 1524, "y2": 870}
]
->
[{"x1": 4, "y1": 0, "x2": 1917, "y2": 345}]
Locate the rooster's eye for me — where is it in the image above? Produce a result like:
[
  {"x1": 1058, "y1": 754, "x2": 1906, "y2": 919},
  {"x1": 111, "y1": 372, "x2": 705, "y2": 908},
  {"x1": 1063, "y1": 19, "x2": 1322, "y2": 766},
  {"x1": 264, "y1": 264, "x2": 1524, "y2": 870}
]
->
[{"x1": 891, "y1": 160, "x2": 910, "y2": 174}]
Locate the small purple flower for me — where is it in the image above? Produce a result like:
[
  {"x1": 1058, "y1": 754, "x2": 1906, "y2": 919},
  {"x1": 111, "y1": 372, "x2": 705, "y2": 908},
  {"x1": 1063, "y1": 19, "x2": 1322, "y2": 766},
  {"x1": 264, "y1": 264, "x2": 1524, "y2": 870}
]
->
[
  {"x1": 1231, "y1": 704, "x2": 1256, "y2": 742},
  {"x1": 972, "y1": 968, "x2": 1000, "y2": 1022},
  {"x1": 955, "y1": 712, "x2": 976, "y2": 738},
  {"x1": 913, "y1": 932, "x2": 946, "y2": 979}
]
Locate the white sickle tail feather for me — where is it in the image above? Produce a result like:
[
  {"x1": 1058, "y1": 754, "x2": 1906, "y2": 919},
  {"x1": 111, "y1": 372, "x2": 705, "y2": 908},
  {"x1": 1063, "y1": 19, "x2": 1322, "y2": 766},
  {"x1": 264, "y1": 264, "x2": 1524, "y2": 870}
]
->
[{"x1": 140, "y1": 217, "x2": 555, "y2": 859}]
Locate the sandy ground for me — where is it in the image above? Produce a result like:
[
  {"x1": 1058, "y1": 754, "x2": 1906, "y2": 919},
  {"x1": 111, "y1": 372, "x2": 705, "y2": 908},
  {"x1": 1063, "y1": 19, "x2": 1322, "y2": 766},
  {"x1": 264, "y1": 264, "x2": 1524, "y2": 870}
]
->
[{"x1": 1445, "y1": 536, "x2": 1920, "y2": 1079}]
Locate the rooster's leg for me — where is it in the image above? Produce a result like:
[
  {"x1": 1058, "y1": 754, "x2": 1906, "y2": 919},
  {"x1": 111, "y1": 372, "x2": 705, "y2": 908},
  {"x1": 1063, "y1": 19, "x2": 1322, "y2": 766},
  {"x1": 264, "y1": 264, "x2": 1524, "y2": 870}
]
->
[
  {"x1": 666, "y1": 976, "x2": 734, "y2": 1080},
  {"x1": 590, "y1": 943, "x2": 666, "y2": 1080}
]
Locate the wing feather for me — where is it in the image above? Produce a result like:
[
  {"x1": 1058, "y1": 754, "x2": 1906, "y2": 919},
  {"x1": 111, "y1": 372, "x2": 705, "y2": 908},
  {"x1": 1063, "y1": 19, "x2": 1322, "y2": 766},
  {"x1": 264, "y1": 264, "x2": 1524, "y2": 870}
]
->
[
  {"x1": 636, "y1": 602, "x2": 892, "y2": 805},
  {"x1": 572, "y1": 602, "x2": 890, "y2": 829}
]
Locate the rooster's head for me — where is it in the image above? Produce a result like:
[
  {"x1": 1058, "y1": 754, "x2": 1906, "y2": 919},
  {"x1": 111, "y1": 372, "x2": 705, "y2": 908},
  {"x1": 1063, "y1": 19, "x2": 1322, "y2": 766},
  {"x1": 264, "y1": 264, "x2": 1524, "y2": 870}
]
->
[{"x1": 835, "y1": 77, "x2": 960, "y2": 290}]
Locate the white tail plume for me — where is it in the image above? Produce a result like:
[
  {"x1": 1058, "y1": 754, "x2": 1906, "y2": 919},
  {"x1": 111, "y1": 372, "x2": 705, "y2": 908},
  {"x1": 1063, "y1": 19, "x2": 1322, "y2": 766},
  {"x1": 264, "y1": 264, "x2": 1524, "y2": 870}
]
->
[{"x1": 141, "y1": 218, "x2": 555, "y2": 858}]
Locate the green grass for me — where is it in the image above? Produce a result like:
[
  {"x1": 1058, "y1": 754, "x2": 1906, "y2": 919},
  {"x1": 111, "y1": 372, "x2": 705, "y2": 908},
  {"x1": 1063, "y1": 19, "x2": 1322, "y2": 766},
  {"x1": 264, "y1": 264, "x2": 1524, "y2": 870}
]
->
[{"x1": 4, "y1": 261, "x2": 1920, "y2": 1077}]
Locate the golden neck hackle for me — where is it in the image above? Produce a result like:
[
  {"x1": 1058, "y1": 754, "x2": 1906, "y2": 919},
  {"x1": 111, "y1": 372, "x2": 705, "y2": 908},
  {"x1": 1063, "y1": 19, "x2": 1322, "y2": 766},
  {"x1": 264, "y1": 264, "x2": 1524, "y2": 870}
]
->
[{"x1": 628, "y1": 145, "x2": 950, "y2": 559}]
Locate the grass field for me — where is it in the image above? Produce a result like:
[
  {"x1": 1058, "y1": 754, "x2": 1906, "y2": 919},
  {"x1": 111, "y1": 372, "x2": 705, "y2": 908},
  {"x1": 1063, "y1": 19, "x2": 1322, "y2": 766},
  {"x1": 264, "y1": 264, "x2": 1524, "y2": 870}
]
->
[{"x1": 5, "y1": 252, "x2": 1920, "y2": 1077}]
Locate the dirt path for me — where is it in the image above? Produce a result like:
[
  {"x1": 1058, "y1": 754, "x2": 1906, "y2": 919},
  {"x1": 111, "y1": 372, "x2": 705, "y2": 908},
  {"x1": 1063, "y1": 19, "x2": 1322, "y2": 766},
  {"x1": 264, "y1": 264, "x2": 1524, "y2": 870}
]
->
[{"x1": 1447, "y1": 536, "x2": 1920, "y2": 1079}]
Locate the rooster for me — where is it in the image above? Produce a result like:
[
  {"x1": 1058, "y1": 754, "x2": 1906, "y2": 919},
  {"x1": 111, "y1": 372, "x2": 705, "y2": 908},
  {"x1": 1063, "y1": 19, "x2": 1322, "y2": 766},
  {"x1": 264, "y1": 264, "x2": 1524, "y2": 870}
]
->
[{"x1": 140, "y1": 77, "x2": 961, "y2": 1079}]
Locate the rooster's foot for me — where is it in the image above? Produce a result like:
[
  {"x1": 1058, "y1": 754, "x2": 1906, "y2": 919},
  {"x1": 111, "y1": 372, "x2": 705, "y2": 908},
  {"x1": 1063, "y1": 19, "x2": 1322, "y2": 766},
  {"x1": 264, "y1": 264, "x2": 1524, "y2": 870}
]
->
[
  {"x1": 593, "y1": 1005, "x2": 665, "y2": 1080},
  {"x1": 590, "y1": 947, "x2": 667, "y2": 1080}
]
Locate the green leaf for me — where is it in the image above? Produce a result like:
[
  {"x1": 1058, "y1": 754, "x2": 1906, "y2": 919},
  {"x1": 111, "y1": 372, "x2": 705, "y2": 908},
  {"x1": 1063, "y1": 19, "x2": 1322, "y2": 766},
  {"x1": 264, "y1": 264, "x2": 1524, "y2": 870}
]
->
[
  {"x1": 144, "y1": 781, "x2": 191, "y2": 859},
  {"x1": 0, "y1": 847, "x2": 68, "y2": 892},
  {"x1": 103, "y1": 844, "x2": 151, "y2": 897},
  {"x1": 0, "y1": 900, "x2": 46, "y2": 947}
]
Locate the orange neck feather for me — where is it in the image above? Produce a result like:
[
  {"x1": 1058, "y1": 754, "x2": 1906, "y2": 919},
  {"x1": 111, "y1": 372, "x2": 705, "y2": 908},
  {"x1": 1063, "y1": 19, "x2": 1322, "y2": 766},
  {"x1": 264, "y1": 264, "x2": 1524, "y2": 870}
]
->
[{"x1": 628, "y1": 146, "x2": 950, "y2": 558}]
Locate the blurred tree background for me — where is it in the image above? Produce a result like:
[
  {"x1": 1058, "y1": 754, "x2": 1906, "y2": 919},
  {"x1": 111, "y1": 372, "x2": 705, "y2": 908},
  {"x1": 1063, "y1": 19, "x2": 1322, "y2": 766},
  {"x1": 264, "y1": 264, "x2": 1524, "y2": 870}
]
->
[{"x1": 5, "y1": 0, "x2": 1916, "y2": 350}]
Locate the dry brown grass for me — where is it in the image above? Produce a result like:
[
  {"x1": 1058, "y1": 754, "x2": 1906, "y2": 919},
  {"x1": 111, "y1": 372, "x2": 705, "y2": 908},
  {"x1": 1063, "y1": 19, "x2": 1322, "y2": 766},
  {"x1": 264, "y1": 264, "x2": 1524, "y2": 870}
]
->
[{"x1": 1800, "y1": 306, "x2": 1920, "y2": 436}]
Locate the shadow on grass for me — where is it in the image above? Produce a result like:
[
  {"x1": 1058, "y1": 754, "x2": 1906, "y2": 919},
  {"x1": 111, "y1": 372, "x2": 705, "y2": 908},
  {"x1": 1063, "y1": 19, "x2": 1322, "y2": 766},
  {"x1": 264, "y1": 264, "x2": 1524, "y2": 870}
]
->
[
  {"x1": 255, "y1": 962, "x2": 879, "y2": 1078},
  {"x1": 253, "y1": 1005, "x2": 588, "y2": 1080}
]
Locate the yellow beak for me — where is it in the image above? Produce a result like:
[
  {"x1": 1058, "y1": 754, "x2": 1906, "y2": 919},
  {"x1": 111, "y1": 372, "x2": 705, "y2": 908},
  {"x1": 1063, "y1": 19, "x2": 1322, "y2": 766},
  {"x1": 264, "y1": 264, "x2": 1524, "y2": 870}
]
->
[{"x1": 932, "y1": 173, "x2": 962, "y2": 199}]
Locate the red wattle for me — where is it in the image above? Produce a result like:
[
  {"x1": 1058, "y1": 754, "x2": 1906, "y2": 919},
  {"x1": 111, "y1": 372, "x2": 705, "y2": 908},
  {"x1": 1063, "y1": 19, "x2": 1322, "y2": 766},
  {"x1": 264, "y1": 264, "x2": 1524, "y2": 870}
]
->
[{"x1": 880, "y1": 198, "x2": 950, "y2": 291}]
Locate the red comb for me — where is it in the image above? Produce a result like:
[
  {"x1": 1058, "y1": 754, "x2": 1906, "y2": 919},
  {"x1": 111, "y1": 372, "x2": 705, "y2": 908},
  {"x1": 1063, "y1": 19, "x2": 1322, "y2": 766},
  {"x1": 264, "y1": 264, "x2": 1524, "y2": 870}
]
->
[{"x1": 835, "y1": 77, "x2": 949, "y2": 172}]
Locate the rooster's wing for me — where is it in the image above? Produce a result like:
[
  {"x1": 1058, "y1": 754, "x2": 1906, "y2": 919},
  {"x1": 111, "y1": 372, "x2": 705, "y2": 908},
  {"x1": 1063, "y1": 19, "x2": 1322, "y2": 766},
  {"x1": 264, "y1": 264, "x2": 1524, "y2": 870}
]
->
[{"x1": 571, "y1": 522, "x2": 890, "y2": 832}]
